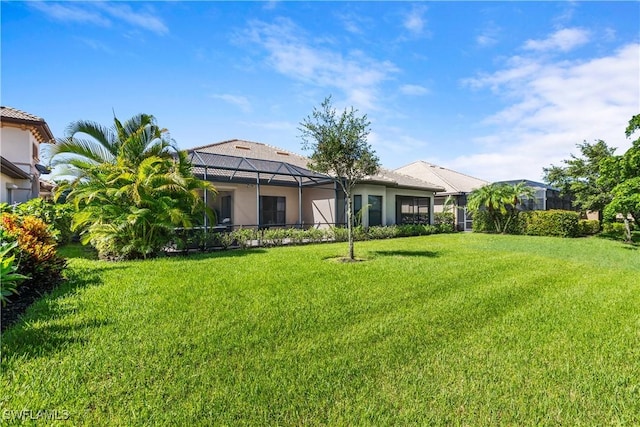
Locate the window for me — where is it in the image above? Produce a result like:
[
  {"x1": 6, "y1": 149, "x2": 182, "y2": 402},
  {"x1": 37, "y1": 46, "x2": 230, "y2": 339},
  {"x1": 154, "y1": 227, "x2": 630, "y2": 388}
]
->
[
  {"x1": 353, "y1": 195, "x2": 362, "y2": 225},
  {"x1": 368, "y1": 195, "x2": 383, "y2": 227},
  {"x1": 260, "y1": 196, "x2": 285, "y2": 226},
  {"x1": 396, "y1": 196, "x2": 430, "y2": 225},
  {"x1": 220, "y1": 195, "x2": 232, "y2": 223}
]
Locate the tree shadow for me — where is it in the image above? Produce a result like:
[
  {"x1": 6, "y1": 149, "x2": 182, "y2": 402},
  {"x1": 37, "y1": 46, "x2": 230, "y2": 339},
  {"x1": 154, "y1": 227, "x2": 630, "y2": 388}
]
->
[{"x1": 371, "y1": 250, "x2": 440, "y2": 258}]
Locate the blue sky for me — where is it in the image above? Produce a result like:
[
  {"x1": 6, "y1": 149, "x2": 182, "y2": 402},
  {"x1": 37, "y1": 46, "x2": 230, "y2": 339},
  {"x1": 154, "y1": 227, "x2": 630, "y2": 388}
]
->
[{"x1": 2, "y1": 1, "x2": 638, "y2": 182}]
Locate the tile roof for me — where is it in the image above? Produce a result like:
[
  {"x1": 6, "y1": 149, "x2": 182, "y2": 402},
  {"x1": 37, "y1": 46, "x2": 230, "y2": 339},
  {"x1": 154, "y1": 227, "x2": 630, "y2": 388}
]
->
[
  {"x1": 189, "y1": 139, "x2": 444, "y2": 192},
  {"x1": 0, "y1": 106, "x2": 55, "y2": 142},
  {"x1": 0, "y1": 106, "x2": 45, "y2": 122},
  {"x1": 361, "y1": 168, "x2": 445, "y2": 192},
  {"x1": 395, "y1": 161, "x2": 488, "y2": 195},
  {"x1": 190, "y1": 139, "x2": 311, "y2": 169}
]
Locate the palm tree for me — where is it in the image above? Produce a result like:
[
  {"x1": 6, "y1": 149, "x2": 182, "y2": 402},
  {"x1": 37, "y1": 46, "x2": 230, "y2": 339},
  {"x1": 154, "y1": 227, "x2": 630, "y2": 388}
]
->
[
  {"x1": 501, "y1": 181, "x2": 536, "y2": 233},
  {"x1": 467, "y1": 183, "x2": 511, "y2": 232},
  {"x1": 49, "y1": 113, "x2": 175, "y2": 181},
  {"x1": 51, "y1": 113, "x2": 216, "y2": 259},
  {"x1": 69, "y1": 155, "x2": 215, "y2": 259}
]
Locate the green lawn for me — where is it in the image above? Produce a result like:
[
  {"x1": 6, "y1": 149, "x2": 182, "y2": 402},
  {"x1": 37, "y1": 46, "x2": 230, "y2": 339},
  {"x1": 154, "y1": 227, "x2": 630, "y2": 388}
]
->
[{"x1": 2, "y1": 234, "x2": 639, "y2": 425}]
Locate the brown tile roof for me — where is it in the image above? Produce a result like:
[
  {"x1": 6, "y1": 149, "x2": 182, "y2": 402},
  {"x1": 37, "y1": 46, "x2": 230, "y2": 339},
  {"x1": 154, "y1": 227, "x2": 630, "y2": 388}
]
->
[
  {"x1": 0, "y1": 106, "x2": 55, "y2": 142},
  {"x1": 396, "y1": 160, "x2": 488, "y2": 195}
]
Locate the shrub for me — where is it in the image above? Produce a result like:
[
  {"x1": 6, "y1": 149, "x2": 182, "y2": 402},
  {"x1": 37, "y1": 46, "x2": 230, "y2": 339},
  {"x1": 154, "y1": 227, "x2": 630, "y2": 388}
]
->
[
  {"x1": 519, "y1": 210, "x2": 580, "y2": 238},
  {"x1": 578, "y1": 219, "x2": 600, "y2": 236},
  {"x1": 232, "y1": 228, "x2": 258, "y2": 249},
  {"x1": 0, "y1": 242, "x2": 30, "y2": 306},
  {"x1": 0, "y1": 213, "x2": 66, "y2": 288},
  {"x1": 0, "y1": 199, "x2": 74, "y2": 244},
  {"x1": 601, "y1": 222, "x2": 634, "y2": 240},
  {"x1": 434, "y1": 212, "x2": 455, "y2": 233},
  {"x1": 472, "y1": 210, "x2": 493, "y2": 233},
  {"x1": 367, "y1": 225, "x2": 397, "y2": 240}
]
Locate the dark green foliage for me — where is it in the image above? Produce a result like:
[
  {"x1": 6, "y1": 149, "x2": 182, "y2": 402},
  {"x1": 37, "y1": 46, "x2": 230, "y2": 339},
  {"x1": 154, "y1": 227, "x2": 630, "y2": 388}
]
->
[
  {"x1": 543, "y1": 140, "x2": 617, "y2": 214},
  {"x1": 519, "y1": 210, "x2": 580, "y2": 237},
  {"x1": 472, "y1": 210, "x2": 521, "y2": 234},
  {"x1": 601, "y1": 221, "x2": 636, "y2": 241},
  {"x1": 578, "y1": 219, "x2": 600, "y2": 236},
  {"x1": 0, "y1": 242, "x2": 29, "y2": 306},
  {"x1": 434, "y1": 211, "x2": 455, "y2": 233}
]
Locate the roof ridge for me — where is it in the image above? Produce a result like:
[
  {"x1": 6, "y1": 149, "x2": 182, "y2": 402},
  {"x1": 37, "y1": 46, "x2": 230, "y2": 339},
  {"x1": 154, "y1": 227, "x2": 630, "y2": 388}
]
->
[{"x1": 0, "y1": 105, "x2": 45, "y2": 122}]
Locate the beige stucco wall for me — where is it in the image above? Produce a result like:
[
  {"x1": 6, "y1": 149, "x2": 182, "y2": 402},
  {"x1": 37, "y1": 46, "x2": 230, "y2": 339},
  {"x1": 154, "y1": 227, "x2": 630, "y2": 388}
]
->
[
  {"x1": 0, "y1": 173, "x2": 32, "y2": 204},
  {"x1": 1, "y1": 125, "x2": 41, "y2": 201},
  {"x1": 206, "y1": 182, "x2": 337, "y2": 228},
  {"x1": 303, "y1": 184, "x2": 336, "y2": 228},
  {"x1": 1, "y1": 126, "x2": 35, "y2": 170}
]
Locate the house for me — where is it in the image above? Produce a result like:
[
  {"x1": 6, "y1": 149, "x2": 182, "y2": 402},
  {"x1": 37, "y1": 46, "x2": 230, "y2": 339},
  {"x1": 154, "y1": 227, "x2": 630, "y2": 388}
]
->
[
  {"x1": 395, "y1": 161, "x2": 488, "y2": 231},
  {"x1": 493, "y1": 179, "x2": 574, "y2": 211},
  {"x1": 0, "y1": 106, "x2": 54, "y2": 204},
  {"x1": 186, "y1": 140, "x2": 444, "y2": 230}
]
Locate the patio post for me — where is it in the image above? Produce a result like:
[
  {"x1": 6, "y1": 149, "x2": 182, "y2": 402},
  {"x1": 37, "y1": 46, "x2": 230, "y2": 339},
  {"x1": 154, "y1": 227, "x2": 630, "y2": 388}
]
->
[
  {"x1": 256, "y1": 173, "x2": 260, "y2": 228},
  {"x1": 203, "y1": 165, "x2": 208, "y2": 233},
  {"x1": 298, "y1": 177, "x2": 302, "y2": 228}
]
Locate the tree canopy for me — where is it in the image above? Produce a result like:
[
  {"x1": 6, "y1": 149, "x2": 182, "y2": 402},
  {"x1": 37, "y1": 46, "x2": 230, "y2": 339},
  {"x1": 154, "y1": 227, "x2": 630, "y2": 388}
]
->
[
  {"x1": 299, "y1": 96, "x2": 379, "y2": 260},
  {"x1": 543, "y1": 140, "x2": 617, "y2": 215}
]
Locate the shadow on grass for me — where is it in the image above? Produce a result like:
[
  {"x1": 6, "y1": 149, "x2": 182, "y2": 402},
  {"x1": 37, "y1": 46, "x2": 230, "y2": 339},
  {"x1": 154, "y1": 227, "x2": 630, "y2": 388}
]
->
[
  {"x1": 0, "y1": 265, "x2": 127, "y2": 358},
  {"x1": 371, "y1": 250, "x2": 440, "y2": 258},
  {"x1": 165, "y1": 248, "x2": 268, "y2": 261},
  {"x1": 57, "y1": 243, "x2": 99, "y2": 260}
]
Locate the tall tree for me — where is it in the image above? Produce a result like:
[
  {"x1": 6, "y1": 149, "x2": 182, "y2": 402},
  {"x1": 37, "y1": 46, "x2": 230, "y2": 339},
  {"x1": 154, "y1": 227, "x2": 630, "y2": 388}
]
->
[
  {"x1": 299, "y1": 96, "x2": 380, "y2": 260},
  {"x1": 599, "y1": 113, "x2": 640, "y2": 241},
  {"x1": 543, "y1": 140, "x2": 617, "y2": 217}
]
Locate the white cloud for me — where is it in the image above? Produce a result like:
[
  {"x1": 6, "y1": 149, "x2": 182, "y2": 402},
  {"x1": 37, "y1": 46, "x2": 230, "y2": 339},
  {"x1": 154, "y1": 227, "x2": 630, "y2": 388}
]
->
[
  {"x1": 476, "y1": 23, "x2": 500, "y2": 47},
  {"x1": 400, "y1": 84, "x2": 430, "y2": 96},
  {"x1": 242, "y1": 18, "x2": 398, "y2": 111},
  {"x1": 30, "y1": 1, "x2": 168, "y2": 35},
  {"x1": 29, "y1": 2, "x2": 110, "y2": 27},
  {"x1": 211, "y1": 94, "x2": 252, "y2": 113},
  {"x1": 403, "y1": 5, "x2": 428, "y2": 37},
  {"x1": 96, "y1": 3, "x2": 168, "y2": 35},
  {"x1": 456, "y1": 42, "x2": 640, "y2": 182},
  {"x1": 523, "y1": 27, "x2": 590, "y2": 52}
]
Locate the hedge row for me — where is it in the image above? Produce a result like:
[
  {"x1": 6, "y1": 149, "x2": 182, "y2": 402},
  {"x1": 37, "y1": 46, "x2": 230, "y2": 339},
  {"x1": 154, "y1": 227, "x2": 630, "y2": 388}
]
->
[
  {"x1": 473, "y1": 210, "x2": 600, "y2": 238},
  {"x1": 169, "y1": 223, "x2": 452, "y2": 253}
]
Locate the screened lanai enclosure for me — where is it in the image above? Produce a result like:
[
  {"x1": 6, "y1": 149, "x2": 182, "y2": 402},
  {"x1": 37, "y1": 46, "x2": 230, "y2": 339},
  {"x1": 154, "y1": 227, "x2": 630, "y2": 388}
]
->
[{"x1": 187, "y1": 150, "x2": 344, "y2": 230}]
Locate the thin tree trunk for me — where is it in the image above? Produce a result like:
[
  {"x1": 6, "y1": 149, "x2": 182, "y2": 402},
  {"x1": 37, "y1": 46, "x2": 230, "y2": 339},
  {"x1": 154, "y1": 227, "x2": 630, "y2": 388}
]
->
[
  {"x1": 346, "y1": 194, "x2": 354, "y2": 260},
  {"x1": 623, "y1": 215, "x2": 632, "y2": 242}
]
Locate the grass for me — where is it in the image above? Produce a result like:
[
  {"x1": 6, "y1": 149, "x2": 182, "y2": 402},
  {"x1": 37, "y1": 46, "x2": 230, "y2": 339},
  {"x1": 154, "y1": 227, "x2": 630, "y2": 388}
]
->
[{"x1": 1, "y1": 233, "x2": 639, "y2": 425}]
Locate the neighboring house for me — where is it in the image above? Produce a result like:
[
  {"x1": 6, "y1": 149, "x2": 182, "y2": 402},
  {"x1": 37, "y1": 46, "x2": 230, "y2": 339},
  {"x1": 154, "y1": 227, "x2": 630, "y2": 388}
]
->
[
  {"x1": 395, "y1": 161, "x2": 488, "y2": 231},
  {"x1": 0, "y1": 106, "x2": 54, "y2": 204},
  {"x1": 493, "y1": 179, "x2": 574, "y2": 211},
  {"x1": 186, "y1": 140, "x2": 444, "y2": 230}
]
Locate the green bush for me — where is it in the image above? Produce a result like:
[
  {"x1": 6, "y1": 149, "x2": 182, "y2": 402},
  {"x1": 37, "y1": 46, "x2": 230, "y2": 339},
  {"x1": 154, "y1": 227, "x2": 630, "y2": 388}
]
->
[
  {"x1": 0, "y1": 242, "x2": 30, "y2": 306},
  {"x1": 578, "y1": 219, "x2": 600, "y2": 236},
  {"x1": 367, "y1": 225, "x2": 397, "y2": 239},
  {"x1": 232, "y1": 228, "x2": 258, "y2": 249},
  {"x1": 0, "y1": 213, "x2": 67, "y2": 288},
  {"x1": 601, "y1": 222, "x2": 634, "y2": 240},
  {"x1": 471, "y1": 210, "x2": 493, "y2": 233},
  {"x1": 0, "y1": 199, "x2": 74, "y2": 244},
  {"x1": 519, "y1": 210, "x2": 580, "y2": 237},
  {"x1": 434, "y1": 212, "x2": 455, "y2": 233}
]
